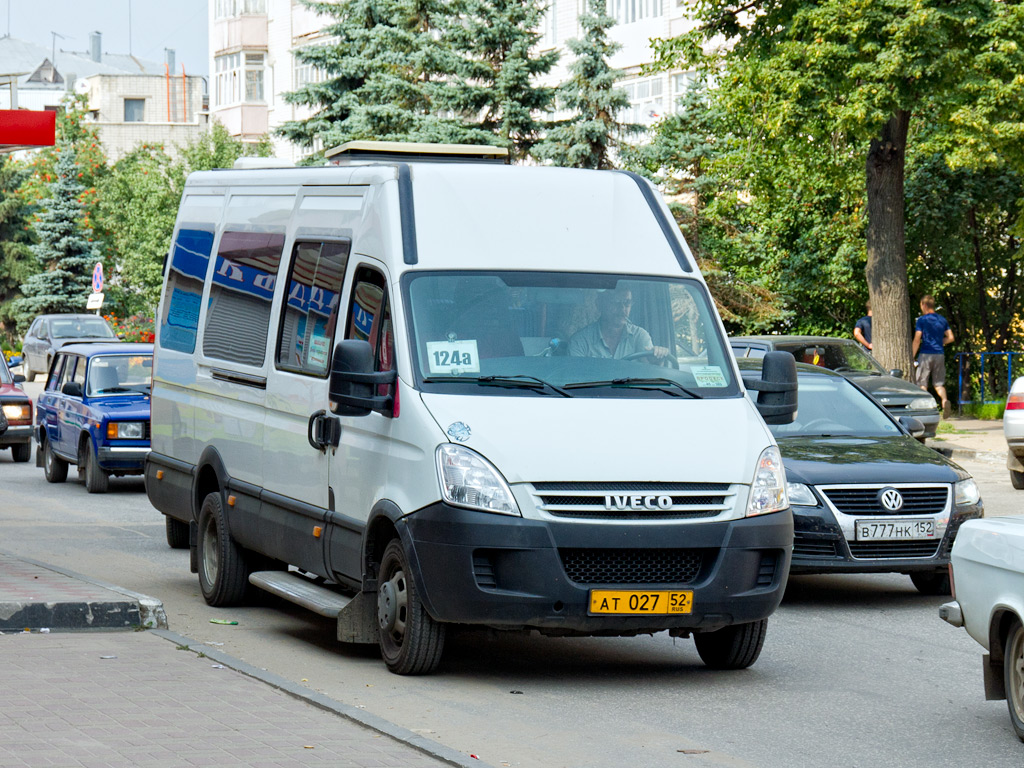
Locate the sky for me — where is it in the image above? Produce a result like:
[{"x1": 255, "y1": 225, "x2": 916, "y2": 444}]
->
[{"x1": 4, "y1": 0, "x2": 210, "y2": 75}]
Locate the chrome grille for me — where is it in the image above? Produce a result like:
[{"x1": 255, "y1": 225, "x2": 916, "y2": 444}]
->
[
  {"x1": 820, "y1": 486, "x2": 949, "y2": 516},
  {"x1": 559, "y1": 548, "x2": 707, "y2": 585},
  {"x1": 532, "y1": 482, "x2": 735, "y2": 520}
]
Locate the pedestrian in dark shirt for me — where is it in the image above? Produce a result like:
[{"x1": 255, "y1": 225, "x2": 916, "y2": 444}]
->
[
  {"x1": 853, "y1": 302, "x2": 872, "y2": 352},
  {"x1": 912, "y1": 295, "x2": 954, "y2": 418}
]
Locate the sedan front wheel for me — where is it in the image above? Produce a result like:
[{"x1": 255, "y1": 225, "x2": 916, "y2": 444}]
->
[{"x1": 1004, "y1": 619, "x2": 1024, "y2": 742}]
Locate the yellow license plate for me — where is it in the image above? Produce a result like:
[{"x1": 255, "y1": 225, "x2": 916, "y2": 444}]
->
[{"x1": 589, "y1": 590, "x2": 693, "y2": 615}]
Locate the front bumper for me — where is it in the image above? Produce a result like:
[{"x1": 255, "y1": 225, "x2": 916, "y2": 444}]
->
[
  {"x1": 97, "y1": 444, "x2": 150, "y2": 473},
  {"x1": 790, "y1": 501, "x2": 983, "y2": 574},
  {"x1": 0, "y1": 425, "x2": 32, "y2": 447},
  {"x1": 398, "y1": 502, "x2": 793, "y2": 634}
]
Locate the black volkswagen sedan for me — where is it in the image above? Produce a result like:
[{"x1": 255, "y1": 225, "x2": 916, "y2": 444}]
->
[
  {"x1": 731, "y1": 335, "x2": 941, "y2": 439},
  {"x1": 738, "y1": 360, "x2": 983, "y2": 594}
]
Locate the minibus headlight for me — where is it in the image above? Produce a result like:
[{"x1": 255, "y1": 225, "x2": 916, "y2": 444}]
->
[
  {"x1": 954, "y1": 478, "x2": 980, "y2": 507},
  {"x1": 436, "y1": 444, "x2": 520, "y2": 516},
  {"x1": 747, "y1": 446, "x2": 788, "y2": 516}
]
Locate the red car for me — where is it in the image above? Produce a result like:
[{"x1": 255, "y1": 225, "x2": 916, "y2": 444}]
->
[{"x1": 0, "y1": 354, "x2": 33, "y2": 462}]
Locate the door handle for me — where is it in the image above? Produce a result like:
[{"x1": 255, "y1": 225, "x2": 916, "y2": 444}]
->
[{"x1": 307, "y1": 410, "x2": 341, "y2": 452}]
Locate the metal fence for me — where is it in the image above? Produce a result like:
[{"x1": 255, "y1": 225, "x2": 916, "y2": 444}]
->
[{"x1": 955, "y1": 352, "x2": 1024, "y2": 405}]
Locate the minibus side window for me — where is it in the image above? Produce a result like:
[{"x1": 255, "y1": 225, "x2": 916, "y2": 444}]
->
[
  {"x1": 160, "y1": 229, "x2": 215, "y2": 354},
  {"x1": 275, "y1": 240, "x2": 351, "y2": 377},
  {"x1": 346, "y1": 268, "x2": 394, "y2": 388}
]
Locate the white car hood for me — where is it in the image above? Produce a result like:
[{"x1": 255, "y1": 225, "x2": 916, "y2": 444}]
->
[{"x1": 419, "y1": 392, "x2": 770, "y2": 485}]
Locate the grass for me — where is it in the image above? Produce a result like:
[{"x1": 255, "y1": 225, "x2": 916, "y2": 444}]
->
[
  {"x1": 958, "y1": 401, "x2": 1006, "y2": 420},
  {"x1": 936, "y1": 421, "x2": 974, "y2": 435}
]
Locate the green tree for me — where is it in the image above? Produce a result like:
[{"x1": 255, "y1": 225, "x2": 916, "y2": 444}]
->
[
  {"x1": 12, "y1": 144, "x2": 100, "y2": 328},
  {"x1": 279, "y1": 0, "x2": 494, "y2": 155},
  {"x1": 534, "y1": 0, "x2": 641, "y2": 169},
  {"x1": 0, "y1": 156, "x2": 36, "y2": 342},
  {"x1": 653, "y1": 0, "x2": 1024, "y2": 375}
]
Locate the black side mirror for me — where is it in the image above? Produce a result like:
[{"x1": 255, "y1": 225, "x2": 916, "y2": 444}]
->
[
  {"x1": 12, "y1": 373, "x2": 25, "y2": 383},
  {"x1": 62, "y1": 381, "x2": 83, "y2": 397},
  {"x1": 329, "y1": 339, "x2": 396, "y2": 417},
  {"x1": 889, "y1": 369, "x2": 903, "y2": 378},
  {"x1": 899, "y1": 415, "x2": 925, "y2": 439},
  {"x1": 743, "y1": 351, "x2": 798, "y2": 425}
]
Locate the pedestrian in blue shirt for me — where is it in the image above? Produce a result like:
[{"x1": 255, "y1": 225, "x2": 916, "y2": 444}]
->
[
  {"x1": 912, "y1": 295, "x2": 954, "y2": 418},
  {"x1": 853, "y1": 301, "x2": 872, "y2": 352}
]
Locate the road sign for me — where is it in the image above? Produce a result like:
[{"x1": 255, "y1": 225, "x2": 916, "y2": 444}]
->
[
  {"x1": 86, "y1": 292, "x2": 104, "y2": 310},
  {"x1": 92, "y1": 262, "x2": 103, "y2": 293}
]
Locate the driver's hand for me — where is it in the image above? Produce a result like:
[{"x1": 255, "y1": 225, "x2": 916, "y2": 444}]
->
[{"x1": 652, "y1": 345, "x2": 669, "y2": 359}]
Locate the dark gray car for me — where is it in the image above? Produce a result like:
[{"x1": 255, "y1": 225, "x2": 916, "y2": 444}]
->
[
  {"x1": 731, "y1": 335, "x2": 941, "y2": 439},
  {"x1": 21, "y1": 314, "x2": 118, "y2": 382}
]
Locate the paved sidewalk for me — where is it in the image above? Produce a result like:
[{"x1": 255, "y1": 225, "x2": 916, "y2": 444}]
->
[
  {"x1": 0, "y1": 630, "x2": 451, "y2": 768},
  {"x1": 925, "y1": 417, "x2": 1006, "y2": 461}
]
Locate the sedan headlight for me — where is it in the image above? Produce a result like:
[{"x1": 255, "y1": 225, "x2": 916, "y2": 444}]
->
[
  {"x1": 747, "y1": 446, "x2": 789, "y2": 516},
  {"x1": 954, "y1": 478, "x2": 981, "y2": 507},
  {"x1": 2, "y1": 403, "x2": 31, "y2": 421},
  {"x1": 436, "y1": 444, "x2": 520, "y2": 516},
  {"x1": 908, "y1": 396, "x2": 937, "y2": 411},
  {"x1": 107, "y1": 421, "x2": 145, "y2": 440},
  {"x1": 786, "y1": 482, "x2": 819, "y2": 507}
]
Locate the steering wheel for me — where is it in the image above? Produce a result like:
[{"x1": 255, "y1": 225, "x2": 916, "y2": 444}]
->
[{"x1": 621, "y1": 350, "x2": 679, "y2": 369}]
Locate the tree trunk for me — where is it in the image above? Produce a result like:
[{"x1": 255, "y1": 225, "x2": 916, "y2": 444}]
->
[{"x1": 865, "y1": 111, "x2": 913, "y2": 377}]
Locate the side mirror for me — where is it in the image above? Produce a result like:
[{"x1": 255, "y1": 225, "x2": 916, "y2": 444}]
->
[
  {"x1": 899, "y1": 415, "x2": 925, "y2": 439},
  {"x1": 9, "y1": 356, "x2": 21, "y2": 367},
  {"x1": 12, "y1": 373, "x2": 25, "y2": 383},
  {"x1": 62, "y1": 381, "x2": 83, "y2": 397},
  {"x1": 743, "y1": 351, "x2": 798, "y2": 425},
  {"x1": 889, "y1": 369, "x2": 904, "y2": 379},
  {"x1": 328, "y1": 339, "x2": 396, "y2": 417}
]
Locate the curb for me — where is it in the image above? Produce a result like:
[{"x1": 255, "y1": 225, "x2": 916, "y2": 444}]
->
[
  {"x1": 152, "y1": 629, "x2": 491, "y2": 768},
  {"x1": 0, "y1": 550, "x2": 167, "y2": 631}
]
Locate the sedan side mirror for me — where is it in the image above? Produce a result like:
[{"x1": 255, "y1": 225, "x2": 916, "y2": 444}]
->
[
  {"x1": 899, "y1": 415, "x2": 926, "y2": 439},
  {"x1": 61, "y1": 381, "x2": 83, "y2": 398},
  {"x1": 12, "y1": 373, "x2": 25, "y2": 383},
  {"x1": 889, "y1": 369, "x2": 904, "y2": 379},
  {"x1": 743, "y1": 351, "x2": 798, "y2": 425},
  {"x1": 328, "y1": 339, "x2": 396, "y2": 417}
]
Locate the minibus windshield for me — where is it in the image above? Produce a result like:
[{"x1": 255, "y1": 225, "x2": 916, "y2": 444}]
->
[{"x1": 404, "y1": 272, "x2": 741, "y2": 399}]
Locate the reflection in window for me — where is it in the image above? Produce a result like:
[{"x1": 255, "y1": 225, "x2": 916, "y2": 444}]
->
[
  {"x1": 160, "y1": 229, "x2": 215, "y2": 354},
  {"x1": 203, "y1": 231, "x2": 285, "y2": 367},
  {"x1": 277, "y1": 241, "x2": 350, "y2": 376}
]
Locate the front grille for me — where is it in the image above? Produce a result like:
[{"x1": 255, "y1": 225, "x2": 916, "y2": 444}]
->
[
  {"x1": 848, "y1": 540, "x2": 941, "y2": 559},
  {"x1": 793, "y1": 533, "x2": 840, "y2": 558},
  {"x1": 558, "y1": 548, "x2": 707, "y2": 585},
  {"x1": 533, "y1": 482, "x2": 735, "y2": 520},
  {"x1": 144, "y1": 421, "x2": 151, "y2": 440},
  {"x1": 820, "y1": 486, "x2": 949, "y2": 516}
]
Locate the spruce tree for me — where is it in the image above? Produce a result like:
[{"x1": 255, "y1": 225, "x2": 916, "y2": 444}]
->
[
  {"x1": 279, "y1": 0, "x2": 493, "y2": 154},
  {"x1": 12, "y1": 144, "x2": 100, "y2": 329},
  {"x1": 446, "y1": 0, "x2": 559, "y2": 161},
  {"x1": 0, "y1": 157, "x2": 35, "y2": 339},
  {"x1": 534, "y1": 0, "x2": 641, "y2": 169}
]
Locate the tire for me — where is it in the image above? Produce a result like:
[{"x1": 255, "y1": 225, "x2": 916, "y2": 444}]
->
[
  {"x1": 910, "y1": 571, "x2": 951, "y2": 596},
  {"x1": 23, "y1": 364, "x2": 35, "y2": 383},
  {"x1": 42, "y1": 438, "x2": 68, "y2": 483},
  {"x1": 165, "y1": 516, "x2": 190, "y2": 549},
  {"x1": 196, "y1": 492, "x2": 250, "y2": 606},
  {"x1": 1011, "y1": 469, "x2": 1024, "y2": 490},
  {"x1": 83, "y1": 443, "x2": 109, "y2": 493},
  {"x1": 694, "y1": 619, "x2": 768, "y2": 670},
  {"x1": 10, "y1": 443, "x2": 30, "y2": 463},
  {"x1": 1004, "y1": 619, "x2": 1024, "y2": 742},
  {"x1": 377, "y1": 539, "x2": 445, "y2": 675}
]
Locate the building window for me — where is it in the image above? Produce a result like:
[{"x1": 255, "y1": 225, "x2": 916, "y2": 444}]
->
[
  {"x1": 245, "y1": 53, "x2": 264, "y2": 101},
  {"x1": 123, "y1": 98, "x2": 145, "y2": 122},
  {"x1": 215, "y1": 0, "x2": 266, "y2": 19},
  {"x1": 540, "y1": 0, "x2": 557, "y2": 47},
  {"x1": 611, "y1": 0, "x2": 662, "y2": 24},
  {"x1": 214, "y1": 51, "x2": 265, "y2": 106},
  {"x1": 620, "y1": 75, "x2": 665, "y2": 125}
]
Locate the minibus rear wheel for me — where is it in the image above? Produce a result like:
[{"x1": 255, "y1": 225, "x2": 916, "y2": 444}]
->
[
  {"x1": 197, "y1": 492, "x2": 250, "y2": 606},
  {"x1": 377, "y1": 539, "x2": 445, "y2": 675}
]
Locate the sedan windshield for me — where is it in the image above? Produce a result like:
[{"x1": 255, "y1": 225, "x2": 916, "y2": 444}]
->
[
  {"x1": 50, "y1": 317, "x2": 116, "y2": 339},
  {"x1": 86, "y1": 355, "x2": 152, "y2": 396},
  {"x1": 769, "y1": 375, "x2": 901, "y2": 438},
  {"x1": 0, "y1": 356, "x2": 11, "y2": 384},
  {"x1": 404, "y1": 272, "x2": 740, "y2": 398}
]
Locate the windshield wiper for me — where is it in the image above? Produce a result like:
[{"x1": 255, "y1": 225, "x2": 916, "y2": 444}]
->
[
  {"x1": 94, "y1": 386, "x2": 133, "y2": 393},
  {"x1": 423, "y1": 375, "x2": 572, "y2": 397},
  {"x1": 564, "y1": 377, "x2": 703, "y2": 399}
]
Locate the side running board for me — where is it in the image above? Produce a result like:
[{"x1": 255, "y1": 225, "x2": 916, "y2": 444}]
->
[{"x1": 249, "y1": 570, "x2": 378, "y2": 644}]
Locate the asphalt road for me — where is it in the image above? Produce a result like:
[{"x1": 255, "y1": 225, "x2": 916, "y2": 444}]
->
[{"x1": 2, "y1": 382, "x2": 1022, "y2": 766}]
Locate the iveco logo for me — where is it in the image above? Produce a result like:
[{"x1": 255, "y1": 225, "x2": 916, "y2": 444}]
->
[
  {"x1": 878, "y1": 487, "x2": 904, "y2": 512},
  {"x1": 604, "y1": 494, "x2": 674, "y2": 510}
]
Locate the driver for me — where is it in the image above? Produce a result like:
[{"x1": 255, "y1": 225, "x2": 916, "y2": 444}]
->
[{"x1": 569, "y1": 288, "x2": 669, "y2": 360}]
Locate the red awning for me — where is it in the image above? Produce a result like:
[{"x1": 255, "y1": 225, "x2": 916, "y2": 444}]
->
[{"x1": 0, "y1": 109, "x2": 57, "y2": 153}]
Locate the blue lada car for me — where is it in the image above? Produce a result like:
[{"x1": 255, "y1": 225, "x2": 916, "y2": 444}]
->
[{"x1": 35, "y1": 342, "x2": 152, "y2": 493}]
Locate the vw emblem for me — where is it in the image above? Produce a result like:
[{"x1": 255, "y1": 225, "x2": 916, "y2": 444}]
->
[{"x1": 878, "y1": 487, "x2": 904, "y2": 512}]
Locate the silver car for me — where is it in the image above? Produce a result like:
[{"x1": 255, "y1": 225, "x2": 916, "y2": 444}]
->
[
  {"x1": 21, "y1": 314, "x2": 118, "y2": 382},
  {"x1": 1005, "y1": 376, "x2": 1024, "y2": 488}
]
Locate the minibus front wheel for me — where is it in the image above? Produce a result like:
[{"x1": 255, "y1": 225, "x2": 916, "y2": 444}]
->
[
  {"x1": 377, "y1": 539, "x2": 445, "y2": 675},
  {"x1": 197, "y1": 492, "x2": 250, "y2": 607}
]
